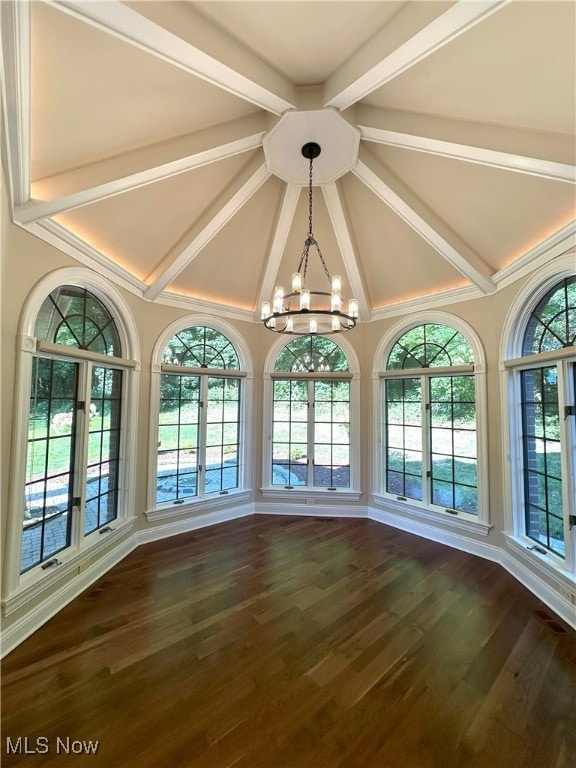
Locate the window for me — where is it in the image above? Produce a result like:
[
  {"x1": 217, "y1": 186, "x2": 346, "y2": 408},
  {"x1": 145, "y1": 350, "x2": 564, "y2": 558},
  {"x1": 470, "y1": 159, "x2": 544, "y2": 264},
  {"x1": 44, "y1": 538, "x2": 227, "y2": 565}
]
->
[
  {"x1": 378, "y1": 319, "x2": 486, "y2": 521},
  {"x1": 265, "y1": 335, "x2": 358, "y2": 492},
  {"x1": 505, "y1": 275, "x2": 575, "y2": 565},
  {"x1": 155, "y1": 324, "x2": 245, "y2": 505},
  {"x1": 20, "y1": 284, "x2": 133, "y2": 574}
]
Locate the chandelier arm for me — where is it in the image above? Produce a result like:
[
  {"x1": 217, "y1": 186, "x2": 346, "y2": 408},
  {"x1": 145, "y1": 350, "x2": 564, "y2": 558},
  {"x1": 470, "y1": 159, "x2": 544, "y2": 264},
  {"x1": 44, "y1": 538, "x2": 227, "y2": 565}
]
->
[{"x1": 314, "y1": 242, "x2": 333, "y2": 284}]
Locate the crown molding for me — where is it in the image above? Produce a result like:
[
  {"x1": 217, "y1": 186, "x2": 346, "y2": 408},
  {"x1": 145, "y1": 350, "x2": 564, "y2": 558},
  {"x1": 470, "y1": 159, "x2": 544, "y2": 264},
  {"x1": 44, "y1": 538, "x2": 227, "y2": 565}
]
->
[{"x1": 494, "y1": 220, "x2": 576, "y2": 289}]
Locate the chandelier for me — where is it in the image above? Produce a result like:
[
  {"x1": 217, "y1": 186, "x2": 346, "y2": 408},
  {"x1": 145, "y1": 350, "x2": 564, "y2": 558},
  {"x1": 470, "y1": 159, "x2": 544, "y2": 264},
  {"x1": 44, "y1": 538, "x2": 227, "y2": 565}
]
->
[{"x1": 261, "y1": 142, "x2": 358, "y2": 335}]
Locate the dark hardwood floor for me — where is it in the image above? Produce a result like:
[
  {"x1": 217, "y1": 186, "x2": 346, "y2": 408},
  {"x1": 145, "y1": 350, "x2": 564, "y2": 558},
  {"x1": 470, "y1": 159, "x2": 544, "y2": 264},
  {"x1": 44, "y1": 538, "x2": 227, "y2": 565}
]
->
[{"x1": 2, "y1": 515, "x2": 575, "y2": 768}]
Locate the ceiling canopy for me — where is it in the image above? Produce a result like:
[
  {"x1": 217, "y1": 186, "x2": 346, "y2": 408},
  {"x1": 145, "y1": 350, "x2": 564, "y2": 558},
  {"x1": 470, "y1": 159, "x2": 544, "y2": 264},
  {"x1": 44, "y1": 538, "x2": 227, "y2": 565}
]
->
[{"x1": 2, "y1": 0, "x2": 575, "y2": 323}]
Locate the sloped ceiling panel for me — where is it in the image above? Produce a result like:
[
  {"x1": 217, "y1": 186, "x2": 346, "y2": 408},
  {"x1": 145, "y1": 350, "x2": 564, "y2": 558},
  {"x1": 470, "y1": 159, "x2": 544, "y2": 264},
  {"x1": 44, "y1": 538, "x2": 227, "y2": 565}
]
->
[{"x1": 2, "y1": 0, "x2": 574, "y2": 324}]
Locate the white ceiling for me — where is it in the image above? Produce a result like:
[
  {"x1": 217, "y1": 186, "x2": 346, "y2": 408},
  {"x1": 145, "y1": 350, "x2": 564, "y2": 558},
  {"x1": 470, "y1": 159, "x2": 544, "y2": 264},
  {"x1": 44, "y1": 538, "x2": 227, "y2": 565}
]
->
[{"x1": 2, "y1": 0, "x2": 575, "y2": 323}]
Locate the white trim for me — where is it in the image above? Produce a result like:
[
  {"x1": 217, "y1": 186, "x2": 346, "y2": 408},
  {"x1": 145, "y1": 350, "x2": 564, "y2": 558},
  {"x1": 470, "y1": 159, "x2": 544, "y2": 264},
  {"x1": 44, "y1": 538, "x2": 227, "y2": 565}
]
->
[
  {"x1": 3, "y1": 269, "x2": 141, "y2": 604},
  {"x1": 372, "y1": 312, "x2": 489, "y2": 525},
  {"x1": 324, "y1": 0, "x2": 510, "y2": 110},
  {"x1": 27, "y1": 220, "x2": 148, "y2": 295},
  {"x1": 144, "y1": 160, "x2": 271, "y2": 300},
  {"x1": 371, "y1": 285, "x2": 483, "y2": 321},
  {"x1": 15, "y1": 132, "x2": 266, "y2": 223},
  {"x1": 255, "y1": 184, "x2": 300, "y2": 320},
  {"x1": 495, "y1": 222, "x2": 576, "y2": 290},
  {"x1": 262, "y1": 333, "x2": 361, "y2": 495},
  {"x1": 354, "y1": 152, "x2": 495, "y2": 295},
  {"x1": 147, "y1": 316, "x2": 253, "y2": 515},
  {"x1": 256, "y1": 502, "x2": 367, "y2": 518},
  {"x1": 371, "y1": 495, "x2": 491, "y2": 537},
  {"x1": 1, "y1": 527, "x2": 137, "y2": 658},
  {"x1": 359, "y1": 126, "x2": 576, "y2": 184},
  {"x1": 48, "y1": 0, "x2": 296, "y2": 115},
  {"x1": 259, "y1": 490, "x2": 362, "y2": 503},
  {"x1": 368, "y1": 504, "x2": 575, "y2": 630},
  {"x1": 142, "y1": 500, "x2": 253, "y2": 540},
  {"x1": 321, "y1": 183, "x2": 370, "y2": 321},
  {"x1": 0, "y1": 0, "x2": 30, "y2": 206}
]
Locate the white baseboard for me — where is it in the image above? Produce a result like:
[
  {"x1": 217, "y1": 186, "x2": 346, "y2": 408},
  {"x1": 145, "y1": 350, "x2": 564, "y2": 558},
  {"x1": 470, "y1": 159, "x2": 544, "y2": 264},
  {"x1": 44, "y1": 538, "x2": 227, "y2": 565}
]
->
[
  {"x1": 368, "y1": 504, "x2": 576, "y2": 630},
  {"x1": 500, "y1": 550, "x2": 576, "y2": 630},
  {"x1": 3, "y1": 501, "x2": 574, "y2": 657},
  {"x1": 368, "y1": 505, "x2": 500, "y2": 562},
  {"x1": 1, "y1": 536, "x2": 137, "y2": 658},
  {"x1": 256, "y1": 502, "x2": 369, "y2": 518},
  {"x1": 138, "y1": 503, "x2": 254, "y2": 544}
]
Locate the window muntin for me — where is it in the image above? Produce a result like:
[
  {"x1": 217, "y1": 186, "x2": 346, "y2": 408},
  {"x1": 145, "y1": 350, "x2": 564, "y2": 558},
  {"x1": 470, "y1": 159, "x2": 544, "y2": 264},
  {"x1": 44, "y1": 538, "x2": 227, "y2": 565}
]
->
[
  {"x1": 271, "y1": 336, "x2": 351, "y2": 490},
  {"x1": 22, "y1": 358, "x2": 78, "y2": 572},
  {"x1": 22, "y1": 286, "x2": 125, "y2": 573},
  {"x1": 162, "y1": 325, "x2": 239, "y2": 369},
  {"x1": 35, "y1": 285, "x2": 120, "y2": 355},
  {"x1": 383, "y1": 323, "x2": 478, "y2": 515},
  {"x1": 516, "y1": 277, "x2": 575, "y2": 560},
  {"x1": 156, "y1": 326, "x2": 242, "y2": 505},
  {"x1": 274, "y1": 335, "x2": 349, "y2": 373},
  {"x1": 385, "y1": 377, "x2": 423, "y2": 501},
  {"x1": 387, "y1": 323, "x2": 473, "y2": 370},
  {"x1": 85, "y1": 367, "x2": 122, "y2": 535},
  {"x1": 522, "y1": 277, "x2": 575, "y2": 355}
]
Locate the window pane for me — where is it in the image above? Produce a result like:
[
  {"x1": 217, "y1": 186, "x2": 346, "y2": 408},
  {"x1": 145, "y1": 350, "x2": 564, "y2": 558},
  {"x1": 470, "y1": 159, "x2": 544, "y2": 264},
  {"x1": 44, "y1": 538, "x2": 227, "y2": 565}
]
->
[
  {"x1": 34, "y1": 286, "x2": 121, "y2": 356},
  {"x1": 157, "y1": 374, "x2": 200, "y2": 503},
  {"x1": 313, "y1": 381, "x2": 350, "y2": 488},
  {"x1": 274, "y1": 336, "x2": 349, "y2": 372},
  {"x1": 387, "y1": 324, "x2": 473, "y2": 369},
  {"x1": 86, "y1": 367, "x2": 122, "y2": 534},
  {"x1": 385, "y1": 378, "x2": 422, "y2": 500},
  {"x1": 429, "y1": 375, "x2": 477, "y2": 514},
  {"x1": 22, "y1": 358, "x2": 77, "y2": 573},
  {"x1": 521, "y1": 367, "x2": 565, "y2": 557}
]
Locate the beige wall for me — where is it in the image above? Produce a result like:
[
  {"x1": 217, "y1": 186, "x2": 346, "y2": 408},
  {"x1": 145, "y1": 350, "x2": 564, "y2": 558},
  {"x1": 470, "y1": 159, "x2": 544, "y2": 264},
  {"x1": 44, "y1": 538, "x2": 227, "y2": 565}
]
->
[{"x1": 2, "y1": 175, "x2": 571, "y2": 646}]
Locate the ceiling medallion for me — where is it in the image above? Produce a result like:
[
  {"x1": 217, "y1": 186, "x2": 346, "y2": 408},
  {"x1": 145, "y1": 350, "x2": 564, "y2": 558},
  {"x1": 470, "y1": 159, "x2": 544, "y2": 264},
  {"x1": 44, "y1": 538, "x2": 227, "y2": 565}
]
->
[{"x1": 261, "y1": 142, "x2": 358, "y2": 335}]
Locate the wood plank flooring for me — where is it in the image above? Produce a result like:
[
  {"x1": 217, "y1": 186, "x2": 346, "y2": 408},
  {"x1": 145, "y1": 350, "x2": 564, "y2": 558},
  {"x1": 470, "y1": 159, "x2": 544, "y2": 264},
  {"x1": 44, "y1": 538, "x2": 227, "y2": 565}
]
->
[{"x1": 2, "y1": 515, "x2": 576, "y2": 768}]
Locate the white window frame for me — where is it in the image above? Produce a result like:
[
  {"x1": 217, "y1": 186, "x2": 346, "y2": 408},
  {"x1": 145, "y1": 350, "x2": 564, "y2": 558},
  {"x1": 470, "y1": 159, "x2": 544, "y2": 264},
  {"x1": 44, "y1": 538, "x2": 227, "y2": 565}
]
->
[
  {"x1": 147, "y1": 316, "x2": 253, "y2": 519},
  {"x1": 500, "y1": 255, "x2": 576, "y2": 586},
  {"x1": 262, "y1": 333, "x2": 361, "y2": 501},
  {"x1": 373, "y1": 311, "x2": 489, "y2": 533},
  {"x1": 2, "y1": 268, "x2": 140, "y2": 614}
]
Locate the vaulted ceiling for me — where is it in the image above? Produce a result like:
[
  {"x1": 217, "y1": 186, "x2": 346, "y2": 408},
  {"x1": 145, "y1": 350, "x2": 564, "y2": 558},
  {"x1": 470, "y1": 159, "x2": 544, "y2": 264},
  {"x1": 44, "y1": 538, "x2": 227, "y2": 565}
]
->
[{"x1": 2, "y1": 1, "x2": 575, "y2": 323}]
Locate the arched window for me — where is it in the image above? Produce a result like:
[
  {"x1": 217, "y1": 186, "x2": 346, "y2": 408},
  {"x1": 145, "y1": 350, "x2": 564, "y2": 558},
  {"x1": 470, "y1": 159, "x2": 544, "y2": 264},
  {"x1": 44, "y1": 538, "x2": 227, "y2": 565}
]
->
[
  {"x1": 378, "y1": 318, "x2": 486, "y2": 522},
  {"x1": 506, "y1": 275, "x2": 575, "y2": 563},
  {"x1": 15, "y1": 279, "x2": 138, "y2": 579},
  {"x1": 155, "y1": 324, "x2": 246, "y2": 506},
  {"x1": 265, "y1": 335, "x2": 359, "y2": 493}
]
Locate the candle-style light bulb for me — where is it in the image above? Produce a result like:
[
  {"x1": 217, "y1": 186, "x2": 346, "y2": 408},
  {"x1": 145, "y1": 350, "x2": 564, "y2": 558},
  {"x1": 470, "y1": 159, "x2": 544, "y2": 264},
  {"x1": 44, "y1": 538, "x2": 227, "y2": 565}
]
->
[
  {"x1": 292, "y1": 272, "x2": 302, "y2": 293},
  {"x1": 261, "y1": 301, "x2": 271, "y2": 320},
  {"x1": 310, "y1": 319, "x2": 317, "y2": 334},
  {"x1": 331, "y1": 293, "x2": 341, "y2": 312},
  {"x1": 331, "y1": 274, "x2": 342, "y2": 294},
  {"x1": 348, "y1": 299, "x2": 359, "y2": 318},
  {"x1": 286, "y1": 317, "x2": 293, "y2": 332},
  {"x1": 300, "y1": 289, "x2": 310, "y2": 311},
  {"x1": 332, "y1": 315, "x2": 340, "y2": 331}
]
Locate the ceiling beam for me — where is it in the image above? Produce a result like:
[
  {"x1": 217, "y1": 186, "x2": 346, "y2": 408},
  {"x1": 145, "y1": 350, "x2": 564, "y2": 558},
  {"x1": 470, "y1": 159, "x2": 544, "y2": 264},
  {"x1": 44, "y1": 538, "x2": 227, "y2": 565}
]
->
[
  {"x1": 48, "y1": 0, "x2": 296, "y2": 115},
  {"x1": 321, "y1": 184, "x2": 370, "y2": 321},
  {"x1": 16, "y1": 128, "x2": 266, "y2": 224},
  {"x1": 144, "y1": 154, "x2": 271, "y2": 301},
  {"x1": 354, "y1": 147, "x2": 496, "y2": 295},
  {"x1": 255, "y1": 184, "x2": 301, "y2": 319},
  {"x1": 359, "y1": 125, "x2": 576, "y2": 184},
  {"x1": 0, "y1": 0, "x2": 30, "y2": 206},
  {"x1": 324, "y1": 0, "x2": 510, "y2": 111}
]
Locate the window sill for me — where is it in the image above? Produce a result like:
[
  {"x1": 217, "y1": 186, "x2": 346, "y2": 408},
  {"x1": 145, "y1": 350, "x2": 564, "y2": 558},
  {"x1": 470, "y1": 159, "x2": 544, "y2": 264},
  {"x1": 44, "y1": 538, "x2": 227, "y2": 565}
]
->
[
  {"x1": 260, "y1": 487, "x2": 362, "y2": 503},
  {"x1": 3, "y1": 517, "x2": 136, "y2": 617},
  {"x1": 371, "y1": 494, "x2": 491, "y2": 536},
  {"x1": 504, "y1": 533, "x2": 576, "y2": 590},
  {"x1": 146, "y1": 489, "x2": 252, "y2": 522}
]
